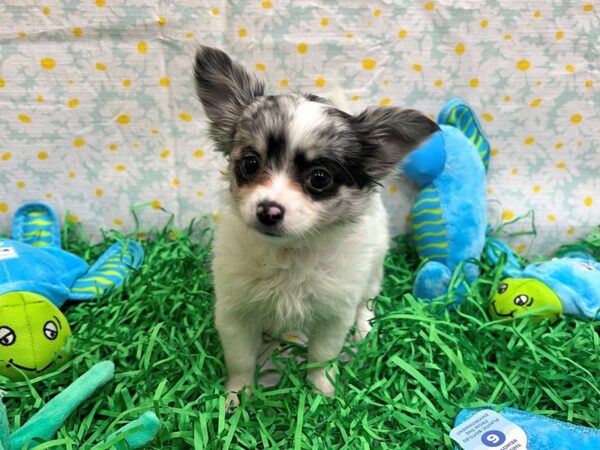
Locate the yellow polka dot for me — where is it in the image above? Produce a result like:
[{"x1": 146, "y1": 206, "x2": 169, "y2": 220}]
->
[
  {"x1": 180, "y1": 112, "x2": 192, "y2": 122},
  {"x1": 67, "y1": 80, "x2": 74, "y2": 85},
  {"x1": 566, "y1": 64, "x2": 575, "y2": 73},
  {"x1": 40, "y1": 57, "x2": 56, "y2": 70},
  {"x1": 555, "y1": 31, "x2": 564, "y2": 40},
  {"x1": 45, "y1": 193, "x2": 52, "y2": 199},
  {"x1": 567, "y1": 227, "x2": 575, "y2": 235},
  {"x1": 524, "y1": 137, "x2": 535, "y2": 145},
  {"x1": 0, "y1": 203, "x2": 8, "y2": 213},
  {"x1": 116, "y1": 164, "x2": 126, "y2": 171},
  {"x1": 362, "y1": 59, "x2": 376, "y2": 70},
  {"x1": 95, "y1": 0, "x2": 105, "y2": 6},
  {"x1": 159, "y1": 77, "x2": 170, "y2": 87},
  {"x1": 194, "y1": 149, "x2": 204, "y2": 158},
  {"x1": 186, "y1": 32, "x2": 193, "y2": 39},
  {"x1": 533, "y1": 10, "x2": 541, "y2": 17},
  {"x1": 108, "y1": 144, "x2": 117, "y2": 151},
  {"x1": 42, "y1": 6, "x2": 50, "y2": 14},
  {"x1": 482, "y1": 113, "x2": 493, "y2": 122},
  {"x1": 530, "y1": 98, "x2": 542, "y2": 108},
  {"x1": 511, "y1": 168, "x2": 518, "y2": 175},
  {"x1": 345, "y1": 33, "x2": 354, "y2": 39},
  {"x1": 321, "y1": 18, "x2": 329, "y2": 26},
  {"x1": 491, "y1": 148, "x2": 499, "y2": 156},
  {"x1": 547, "y1": 214, "x2": 556, "y2": 222},
  {"x1": 297, "y1": 43, "x2": 308, "y2": 54},
  {"x1": 73, "y1": 138, "x2": 85, "y2": 148},
  {"x1": 96, "y1": 188, "x2": 103, "y2": 197},
  {"x1": 239, "y1": 28, "x2": 247, "y2": 37},
  {"x1": 122, "y1": 79, "x2": 131, "y2": 87},
  {"x1": 279, "y1": 79, "x2": 288, "y2": 87},
  {"x1": 470, "y1": 78, "x2": 479, "y2": 88},
  {"x1": 172, "y1": 178, "x2": 180, "y2": 187},
  {"x1": 151, "y1": 200, "x2": 161, "y2": 210},
  {"x1": 157, "y1": 17, "x2": 167, "y2": 25},
  {"x1": 398, "y1": 29, "x2": 408, "y2": 38},
  {"x1": 570, "y1": 114, "x2": 582, "y2": 124},
  {"x1": 584, "y1": 197, "x2": 593, "y2": 207},
  {"x1": 262, "y1": 1, "x2": 272, "y2": 8},
  {"x1": 504, "y1": 34, "x2": 512, "y2": 40},
  {"x1": 18, "y1": 114, "x2": 31, "y2": 123},
  {"x1": 38, "y1": 151, "x2": 48, "y2": 160},
  {"x1": 137, "y1": 41, "x2": 148, "y2": 54},
  {"x1": 502, "y1": 210, "x2": 515, "y2": 221},
  {"x1": 68, "y1": 171, "x2": 76, "y2": 179},
  {"x1": 0, "y1": 79, "x2": 4, "y2": 88},
  {"x1": 455, "y1": 43, "x2": 465, "y2": 56},
  {"x1": 351, "y1": 95, "x2": 359, "y2": 101},
  {"x1": 379, "y1": 98, "x2": 391, "y2": 106},
  {"x1": 585, "y1": 80, "x2": 593, "y2": 88},
  {"x1": 424, "y1": 2, "x2": 436, "y2": 10},
  {"x1": 315, "y1": 77, "x2": 326, "y2": 87},
  {"x1": 374, "y1": 9, "x2": 381, "y2": 17},
  {"x1": 117, "y1": 114, "x2": 130, "y2": 125},
  {"x1": 212, "y1": 8, "x2": 219, "y2": 15},
  {"x1": 383, "y1": 80, "x2": 389, "y2": 86},
  {"x1": 73, "y1": 27, "x2": 82, "y2": 37},
  {"x1": 212, "y1": 212, "x2": 222, "y2": 222},
  {"x1": 516, "y1": 244, "x2": 526, "y2": 253},
  {"x1": 434, "y1": 79, "x2": 443, "y2": 87},
  {"x1": 36, "y1": 95, "x2": 43, "y2": 102},
  {"x1": 17, "y1": 181, "x2": 25, "y2": 189},
  {"x1": 412, "y1": 64, "x2": 423, "y2": 72},
  {"x1": 480, "y1": 19, "x2": 489, "y2": 28},
  {"x1": 556, "y1": 162, "x2": 566, "y2": 169},
  {"x1": 516, "y1": 59, "x2": 530, "y2": 71},
  {"x1": 67, "y1": 98, "x2": 79, "y2": 108},
  {"x1": 18, "y1": 32, "x2": 27, "y2": 38},
  {"x1": 389, "y1": 184, "x2": 398, "y2": 193},
  {"x1": 96, "y1": 62, "x2": 106, "y2": 71},
  {"x1": 533, "y1": 185, "x2": 540, "y2": 193},
  {"x1": 583, "y1": 4, "x2": 593, "y2": 12},
  {"x1": 160, "y1": 150, "x2": 170, "y2": 158},
  {"x1": 555, "y1": 142, "x2": 563, "y2": 150},
  {"x1": 256, "y1": 63, "x2": 266, "y2": 71},
  {"x1": 2, "y1": 152, "x2": 11, "y2": 161},
  {"x1": 196, "y1": 191, "x2": 204, "y2": 197},
  {"x1": 114, "y1": 218, "x2": 123, "y2": 226}
]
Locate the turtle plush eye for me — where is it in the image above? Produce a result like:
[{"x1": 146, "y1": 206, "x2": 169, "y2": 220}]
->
[
  {"x1": 497, "y1": 282, "x2": 508, "y2": 294},
  {"x1": 0, "y1": 327, "x2": 15, "y2": 346},
  {"x1": 44, "y1": 321, "x2": 58, "y2": 340},
  {"x1": 514, "y1": 294, "x2": 529, "y2": 306}
]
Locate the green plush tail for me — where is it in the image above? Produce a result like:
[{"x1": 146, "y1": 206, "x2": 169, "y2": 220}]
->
[
  {"x1": 11, "y1": 362, "x2": 114, "y2": 450},
  {"x1": 91, "y1": 412, "x2": 160, "y2": 450}
]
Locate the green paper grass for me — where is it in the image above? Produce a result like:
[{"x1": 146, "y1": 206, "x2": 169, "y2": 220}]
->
[{"x1": 2, "y1": 222, "x2": 599, "y2": 449}]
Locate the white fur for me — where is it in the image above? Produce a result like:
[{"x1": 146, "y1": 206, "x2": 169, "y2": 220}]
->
[
  {"x1": 287, "y1": 101, "x2": 329, "y2": 154},
  {"x1": 213, "y1": 192, "x2": 388, "y2": 405}
]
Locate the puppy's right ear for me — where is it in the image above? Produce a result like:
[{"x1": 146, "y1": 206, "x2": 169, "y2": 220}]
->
[{"x1": 194, "y1": 46, "x2": 265, "y2": 154}]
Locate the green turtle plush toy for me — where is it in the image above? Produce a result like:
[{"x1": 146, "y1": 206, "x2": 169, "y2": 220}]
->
[
  {"x1": 0, "y1": 202, "x2": 143, "y2": 380},
  {"x1": 0, "y1": 361, "x2": 160, "y2": 449}
]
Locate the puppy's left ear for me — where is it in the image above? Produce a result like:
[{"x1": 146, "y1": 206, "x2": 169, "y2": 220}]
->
[{"x1": 351, "y1": 107, "x2": 440, "y2": 180}]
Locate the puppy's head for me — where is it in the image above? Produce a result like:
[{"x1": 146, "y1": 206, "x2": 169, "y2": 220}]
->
[{"x1": 194, "y1": 46, "x2": 439, "y2": 242}]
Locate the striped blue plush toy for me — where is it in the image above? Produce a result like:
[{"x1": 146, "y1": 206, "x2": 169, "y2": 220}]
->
[{"x1": 402, "y1": 99, "x2": 490, "y2": 303}]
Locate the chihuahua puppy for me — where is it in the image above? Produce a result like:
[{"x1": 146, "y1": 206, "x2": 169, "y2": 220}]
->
[{"x1": 194, "y1": 46, "x2": 438, "y2": 404}]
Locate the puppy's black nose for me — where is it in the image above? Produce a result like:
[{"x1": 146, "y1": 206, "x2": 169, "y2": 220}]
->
[{"x1": 256, "y1": 201, "x2": 285, "y2": 226}]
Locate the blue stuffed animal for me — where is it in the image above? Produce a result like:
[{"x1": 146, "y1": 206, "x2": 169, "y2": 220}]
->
[
  {"x1": 486, "y1": 238, "x2": 600, "y2": 320},
  {"x1": 402, "y1": 99, "x2": 490, "y2": 302}
]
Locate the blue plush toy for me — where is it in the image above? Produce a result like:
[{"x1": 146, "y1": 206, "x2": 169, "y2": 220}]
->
[
  {"x1": 0, "y1": 202, "x2": 143, "y2": 379},
  {"x1": 486, "y1": 238, "x2": 600, "y2": 320},
  {"x1": 402, "y1": 99, "x2": 489, "y2": 302}
]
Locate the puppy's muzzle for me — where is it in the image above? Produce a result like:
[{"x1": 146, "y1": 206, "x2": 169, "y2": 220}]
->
[{"x1": 256, "y1": 201, "x2": 285, "y2": 226}]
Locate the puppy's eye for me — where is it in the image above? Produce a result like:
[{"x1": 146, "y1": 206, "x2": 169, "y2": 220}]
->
[
  {"x1": 241, "y1": 155, "x2": 259, "y2": 178},
  {"x1": 307, "y1": 168, "x2": 333, "y2": 193}
]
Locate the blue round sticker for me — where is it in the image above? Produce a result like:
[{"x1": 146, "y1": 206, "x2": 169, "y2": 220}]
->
[{"x1": 481, "y1": 430, "x2": 506, "y2": 447}]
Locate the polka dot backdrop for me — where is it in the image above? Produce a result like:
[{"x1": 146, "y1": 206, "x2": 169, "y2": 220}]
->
[{"x1": 0, "y1": 0, "x2": 598, "y2": 255}]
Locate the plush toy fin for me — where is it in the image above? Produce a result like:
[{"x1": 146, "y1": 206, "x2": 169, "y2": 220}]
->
[
  {"x1": 91, "y1": 411, "x2": 160, "y2": 450},
  {"x1": 485, "y1": 238, "x2": 524, "y2": 278},
  {"x1": 11, "y1": 362, "x2": 115, "y2": 450},
  {"x1": 455, "y1": 407, "x2": 600, "y2": 449},
  {"x1": 437, "y1": 98, "x2": 491, "y2": 171},
  {"x1": 69, "y1": 240, "x2": 144, "y2": 301},
  {"x1": 12, "y1": 203, "x2": 61, "y2": 249}
]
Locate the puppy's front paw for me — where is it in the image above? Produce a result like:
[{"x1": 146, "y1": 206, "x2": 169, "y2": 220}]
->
[
  {"x1": 352, "y1": 324, "x2": 371, "y2": 342},
  {"x1": 225, "y1": 391, "x2": 241, "y2": 411},
  {"x1": 307, "y1": 369, "x2": 335, "y2": 397}
]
